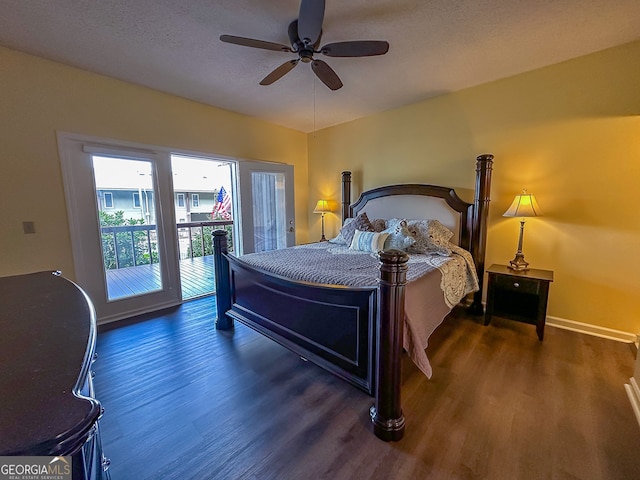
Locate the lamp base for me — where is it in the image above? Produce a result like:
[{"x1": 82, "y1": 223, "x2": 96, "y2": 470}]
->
[{"x1": 508, "y1": 253, "x2": 529, "y2": 271}]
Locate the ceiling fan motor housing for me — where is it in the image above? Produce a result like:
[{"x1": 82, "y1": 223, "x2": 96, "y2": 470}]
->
[{"x1": 289, "y1": 19, "x2": 320, "y2": 63}]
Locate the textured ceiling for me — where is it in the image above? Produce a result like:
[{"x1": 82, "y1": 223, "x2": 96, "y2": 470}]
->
[{"x1": 2, "y1": 0, "x2": 640, "y2": 133}]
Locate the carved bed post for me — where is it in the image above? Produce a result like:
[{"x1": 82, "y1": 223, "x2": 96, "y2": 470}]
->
[
  {"x1": 370, "y1": 249, "x2": 409, "y2": 441},
  {"x1": 341, "y1": 171, "x2": 352, "y2": 223},
  {"x1": 212, "y1": 230, "x2": 233, "y2": 330},
  {"x1": 470, "y1": 154, "x2": 494, "y2": 315}
]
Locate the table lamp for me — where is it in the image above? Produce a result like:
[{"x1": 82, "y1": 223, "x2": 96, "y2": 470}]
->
[
  {"x1": 313, "y1": 199, "x2": 330, "y2": 242},
  {"x1": 503, "y1": 189, "x2": 543, "y2": 271}
]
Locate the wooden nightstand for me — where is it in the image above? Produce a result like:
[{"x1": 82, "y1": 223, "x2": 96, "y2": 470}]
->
[{"x1": 484, "y1": 264, "x2": 554, "y2": 341}]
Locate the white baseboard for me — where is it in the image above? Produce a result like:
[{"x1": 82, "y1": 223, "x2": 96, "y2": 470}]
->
[
  {"x1": 546, "y1": 315, "x2": 637, "y2": 345},
  {"x1": 625, "y1": 378, "x2": 640, "y2": 428},
  {"x1": 97, "y1": 299, "x2": 182, "y2": 325}
]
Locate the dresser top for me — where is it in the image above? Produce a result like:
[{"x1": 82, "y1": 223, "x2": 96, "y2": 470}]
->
[{"x1": 0, "y1": 271, "x2": 100, "y2": 455}]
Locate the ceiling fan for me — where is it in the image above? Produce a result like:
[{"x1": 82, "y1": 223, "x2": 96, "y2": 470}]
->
[{"x1": 220, "y1": 0, "x2": 389, "y2": 91}]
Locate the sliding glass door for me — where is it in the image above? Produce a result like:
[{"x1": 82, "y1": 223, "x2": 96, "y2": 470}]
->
[
  {"x1": 59, "y1": 133, "x2": 295, "y2": 322},
  {"x1": 236, "y1": 161, "x2": 295, "y2": 254},
  {"x1": 171, "y1": 155, "x2": 233, "y2": 300}
]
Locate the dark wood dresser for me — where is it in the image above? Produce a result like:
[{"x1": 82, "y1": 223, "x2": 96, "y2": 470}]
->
[{"x1": 0, "y1": 271, "x2": 110, "y2": 479}]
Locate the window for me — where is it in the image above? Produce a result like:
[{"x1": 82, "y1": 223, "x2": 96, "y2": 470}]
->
[
  {"x1": 104, "y1": 192, "x2": 114, "y2": 208},
  {"x1": 192, "y1": 193, "x2": 200, "y2": 208},
  {"x1": 177, "y1": 193, "x2": 185, "y2": 208},
  {"x1": 133, "y1": 192, "x2": 141, "y2": 208}
]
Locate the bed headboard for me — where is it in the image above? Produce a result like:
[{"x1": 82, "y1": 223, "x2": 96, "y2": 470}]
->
[
  {"x1": 349, "y1": 185, "x2": 472, "y2": 251},
  {"x1": 340, "y1": 154, "x2": 494, "y2": 314}
]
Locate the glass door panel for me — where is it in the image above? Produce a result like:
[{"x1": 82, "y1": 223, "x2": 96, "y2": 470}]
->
[
  {"x1": 92, "y1": 156, "x2": 162, "y2": 301},
  {"x1": 251, "y1": 171, "x2": 287, "y2": 252},
  {"x1": 237, "y1": 161, "x2": 294, "y2": 254},
  {"x1": 170, "y1": 155, "x2": 234, "y2": 300}
]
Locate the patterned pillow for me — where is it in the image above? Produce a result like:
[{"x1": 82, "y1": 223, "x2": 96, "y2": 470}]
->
[
  {"x1": 384, "y1": 218, "x2": 405, "y2": 230},
  {"x1": 382, "y1": 219, "x2": 416, "y2": 251},
  {"x1": 332, "y1": 212, "x2": 375, "y2": 246},
  {"x1": 329, "y1": 217, "x2": 354, "y2": 244},
  {"x1": 406, "y1": 219, "x2": 454, "y2": 256},
  {"x1": 350, "y1": 230, "x2": 390, "y2": 252},
  {"x1": 369, "y1": 218, "x2": 387, "y2": 233}
]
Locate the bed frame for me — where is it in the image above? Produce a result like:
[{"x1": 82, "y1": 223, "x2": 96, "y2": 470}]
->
[{"x1": 213, "y1": 154, "x2": 493, "y2": 441}]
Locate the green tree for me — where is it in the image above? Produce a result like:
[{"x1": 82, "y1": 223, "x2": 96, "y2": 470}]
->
[
  {"x1": 99, "y1": 211, "x2": 159, "y2": 269},
  {"x1": 187, "y1": 213, "x2": 233, "y2": 258},
  {"x1": 187, "y1": 226, "x2": 214, "y2": 257},
  {"x1": 211, "y1": 210, "x2": 234, "y2": 253}
]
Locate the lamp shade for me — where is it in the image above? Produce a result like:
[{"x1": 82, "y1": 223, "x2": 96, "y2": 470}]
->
[
  {"x1": 503, "y1": 190, "x2": 543, "y2": 218},
  {"x1": 313, "y1": 199, "x2": 330, "y2": 214}
]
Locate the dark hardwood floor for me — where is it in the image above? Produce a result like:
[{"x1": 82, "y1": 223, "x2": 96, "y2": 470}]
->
[{"x1": 94, "y1": 297, "x2": 640, "y2": 479}]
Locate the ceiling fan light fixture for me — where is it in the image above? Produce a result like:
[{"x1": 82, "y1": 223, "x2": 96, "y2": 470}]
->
[{"x1": 219, "y1": 0, "x2": 389, "y2": 91}]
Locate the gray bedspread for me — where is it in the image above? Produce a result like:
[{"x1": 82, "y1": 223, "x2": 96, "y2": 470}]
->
[
  {"x1": 236, "y1": 241, "x2": 478, "y2": 308},
  {"x1": 234, "y1": 242, "x2": 479, "y2": 378}
]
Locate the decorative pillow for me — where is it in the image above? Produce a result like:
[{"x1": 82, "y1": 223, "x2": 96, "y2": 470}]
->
[
  {"x1": 406, "y1": 219, "x2": 454, "y2": 256},
  {"x1": 332, "y1": 212, "x2": 375, "y2": 246},
  {"x1": 369, "y1": 218, "x2": 387, "y2": 233},
  {"x1": 383, "y1": 218, "x2": 405, "y2": 231},
  {"x1": 329, "y1": 217, "x2": 354, "y2": 244},
  {"x1": 382, "y1": 219, "x2": 417, "y2": 251},
  {"x1": 350, "y1": 230, "x2": 390, "y2": 253}
]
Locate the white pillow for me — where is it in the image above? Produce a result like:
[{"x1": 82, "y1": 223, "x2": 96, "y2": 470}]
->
[
  {"x1": 381, "y1": 219, "x2": 416, "y2": 251},
  {"x1": 350, "y1": 230, "x2": 390, "y2": 253}
]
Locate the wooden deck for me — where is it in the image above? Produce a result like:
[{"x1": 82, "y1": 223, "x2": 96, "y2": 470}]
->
[{"x1": 106, "y1": 255, "x2": 215, "y2": 300}]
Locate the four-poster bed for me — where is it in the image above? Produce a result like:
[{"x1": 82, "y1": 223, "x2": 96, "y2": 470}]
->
[{"x1": 212, "y1": 154, "x2": 493, "y2": 441}]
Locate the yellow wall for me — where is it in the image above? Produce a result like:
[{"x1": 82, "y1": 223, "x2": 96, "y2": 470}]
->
[
  {"x1": 0, "y1": 47, "x2": 308, "y2": 279},
  {"x1": 307, "y1": 41, "x2": 640, "y2": 333},
  {"x1": 3, "y1": 40, "x2": 640, "y2": 334}
]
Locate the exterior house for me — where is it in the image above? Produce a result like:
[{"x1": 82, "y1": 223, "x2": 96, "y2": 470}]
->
[
  {"x1": 95, "y1": 188, "x2": 218, "y2": 224},
  {"x1": 96, "y1": 189, "x2": 156, "y2": 224},
  {"x1": 171, "y1": 173, "x2": 220, "y2": 223},
  {"x1": 94, "y1": 172, "x2": 219, "y2": 226}
]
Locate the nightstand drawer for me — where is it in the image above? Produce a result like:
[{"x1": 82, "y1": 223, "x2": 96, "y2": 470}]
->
[{"x1": 494, "y1": 275, "x2": 539, "y2": 295}]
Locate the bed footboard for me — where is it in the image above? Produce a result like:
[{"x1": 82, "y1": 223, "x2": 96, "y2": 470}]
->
[
  {"x1": 212, "y1": 230, "x2": 408, "y2": 441},
  {"x1": 213, "y1": 230, "x2": 377, "y2": 392}
]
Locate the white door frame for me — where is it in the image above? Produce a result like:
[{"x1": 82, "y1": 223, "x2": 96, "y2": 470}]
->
[
  {"x1": 57, "y1": 132, "x2": 296, "y2": 323},
  {"x1": 57, "y1": 132, "x2": 182, "y2": 323}
]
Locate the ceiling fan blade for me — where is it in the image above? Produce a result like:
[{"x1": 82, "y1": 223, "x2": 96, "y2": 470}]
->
[
  {"x1": 311, "y1": 59, "x2": 343, "y2": 91},
  {"x1": 298, "y1": 0, "x2": 325, "y2": 46},
  {"x1": 260, "y1": 60, "x2": 300, "y2": 85},
  {"x1": 220, "y1": 34, "x2": 292, "y2": 53},
  {"x1": 321, "y1": 41, "x2": 389, "y2": 57}
]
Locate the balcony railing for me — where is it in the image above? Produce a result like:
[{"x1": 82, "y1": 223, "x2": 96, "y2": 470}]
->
[
  {"x1": 176, "y1": 220, "x2": 234, "y2": 259},
  {"x1": 100, "y1": 224, "x2": 159, "y2": 269},
  {"x1": 100, "y1": 220, "x2": 234, "y2": 270}
]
